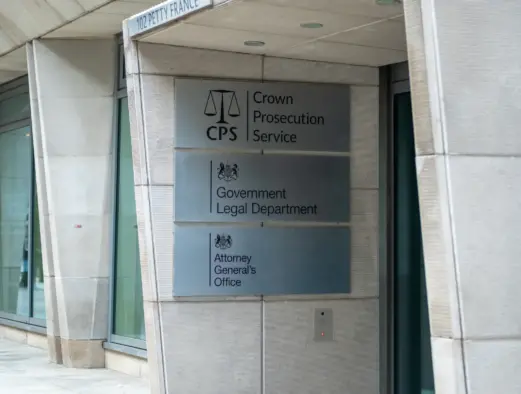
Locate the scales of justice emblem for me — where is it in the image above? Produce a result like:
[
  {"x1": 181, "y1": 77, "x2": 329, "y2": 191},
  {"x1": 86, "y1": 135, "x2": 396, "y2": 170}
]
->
[
  {"x1": 204, "y1": 90, "x2": 241, "y2": 124},
  {"x1": 214, "y1": 234, "x2": 232, "y2": 250}
]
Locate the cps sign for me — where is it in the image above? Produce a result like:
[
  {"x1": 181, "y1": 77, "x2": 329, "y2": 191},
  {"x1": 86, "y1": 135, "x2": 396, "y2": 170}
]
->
[{"x1": 204, "y1": 89, "x2": 239, "y2": 142}]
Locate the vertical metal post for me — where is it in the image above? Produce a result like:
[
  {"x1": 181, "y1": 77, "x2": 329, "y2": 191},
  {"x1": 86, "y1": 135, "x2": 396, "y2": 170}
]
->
[
  {"x1": 28, "y1": 130, "x2": 35, "y2": 319},
  {"x1": 379, "y1": 66, "x2": 392, "y2": 394},
  {"x1": 385, "y1": 61, "x2": 411, "y2": 394},
  {"x1": 107, "y1": 36, "x2": 122, "y2": 343}
]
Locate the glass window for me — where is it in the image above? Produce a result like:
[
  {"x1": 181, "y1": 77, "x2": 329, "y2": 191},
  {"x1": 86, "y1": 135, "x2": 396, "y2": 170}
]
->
[
  {"x1": 113, "y1": 97, "x2": 145, "y2": 341},
  {"x1": 32, "y1": 187, "x2": 45, "y2": 320},
  {"x1": 393, "y1": 91, "x2": 435, "y2": 394},
  {"x1": 0, "y1": 92, "x2": 31, "y2": 125},
  {"x1": 0, "y1": 126, "x2": 32, "y2": 317},
  {"x1": 0, "y1": 78, "x2": 45, "y2": 325}
]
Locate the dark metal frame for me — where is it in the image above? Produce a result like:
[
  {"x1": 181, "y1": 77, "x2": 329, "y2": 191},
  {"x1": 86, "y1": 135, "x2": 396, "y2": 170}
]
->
[
  {"x1": 382, "y1": 62, "x2": 411, "y2": 394},
  {"x1": 106, "y1": 36, "x2": 147, "y2": 353},
  {"x1": 0, "y1": 76, "x2": 46, "y2": 328},
  {"x1": 379, "y1": 67, "x2": 391, "y2": 394}
]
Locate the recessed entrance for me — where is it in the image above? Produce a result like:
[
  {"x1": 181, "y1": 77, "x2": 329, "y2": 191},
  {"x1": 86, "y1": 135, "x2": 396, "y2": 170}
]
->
[{"x1": 391, "y1": 77, "x2": 435, "y2": 394}]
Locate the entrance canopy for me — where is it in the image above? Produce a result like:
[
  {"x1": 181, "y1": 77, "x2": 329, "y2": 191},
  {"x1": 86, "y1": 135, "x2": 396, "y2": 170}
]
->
[{"x1": 127, "y1": 0, "x2": 406, "y2": 67}]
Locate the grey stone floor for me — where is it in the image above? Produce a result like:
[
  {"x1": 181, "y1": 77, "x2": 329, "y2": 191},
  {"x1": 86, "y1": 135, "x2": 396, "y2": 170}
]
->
[{"x1": 0, "y1": 339, "x2": 150, "y2": 393}]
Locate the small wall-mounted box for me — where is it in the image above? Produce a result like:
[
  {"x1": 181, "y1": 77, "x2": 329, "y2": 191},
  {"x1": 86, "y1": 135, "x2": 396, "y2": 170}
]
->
[{"x1": 314, "y1": 308, "x2": 333, "y2": 342}]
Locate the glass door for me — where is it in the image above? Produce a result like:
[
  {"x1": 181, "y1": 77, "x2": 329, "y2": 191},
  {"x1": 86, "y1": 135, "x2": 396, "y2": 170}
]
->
[
  {"x1": 0, "y1": 125, "x2": 45, "y2": 326},
  {"x1": 392, "y1": 82, "x2": 435, "y2": 394}
]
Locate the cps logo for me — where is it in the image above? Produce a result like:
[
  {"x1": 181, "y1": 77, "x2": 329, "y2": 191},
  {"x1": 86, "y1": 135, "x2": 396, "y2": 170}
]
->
[{"x1": 204, "y1": 89, "x2": 240, "y2": 141}]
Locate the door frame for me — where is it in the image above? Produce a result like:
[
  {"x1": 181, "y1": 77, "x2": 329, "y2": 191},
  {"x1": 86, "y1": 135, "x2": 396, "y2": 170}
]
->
[{"x1": 380, "y1": 62, "x2": 411, "y2": 394}]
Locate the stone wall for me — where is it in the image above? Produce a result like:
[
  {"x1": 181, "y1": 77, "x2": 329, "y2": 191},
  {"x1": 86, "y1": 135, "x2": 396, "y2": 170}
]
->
[{"x1": 124, "y1": 36, "x2": 380, "y2": 394}]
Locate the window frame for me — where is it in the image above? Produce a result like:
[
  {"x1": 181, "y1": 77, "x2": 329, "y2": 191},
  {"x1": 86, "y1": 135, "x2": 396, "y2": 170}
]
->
[
  {"x1": 384, "y1": 61, "x2": 434, "y2": 394},
  {"x1": 389, "y1": 80, "x2": 435, "y2": 394},
  {"x1": 0, "y1": 76, "x2": 45, "y2": 328},
  {"x1": 106, "y1": 36, "x2": 147, "y2": 352},
  {"x1": 381, "y1": 63, "x2": 412, "y2": 394}
]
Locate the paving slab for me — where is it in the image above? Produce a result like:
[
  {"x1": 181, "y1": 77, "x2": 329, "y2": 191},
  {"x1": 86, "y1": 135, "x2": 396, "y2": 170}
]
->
[{"x1": 0, "y1": 339, "x2": 149, "y2": 394}]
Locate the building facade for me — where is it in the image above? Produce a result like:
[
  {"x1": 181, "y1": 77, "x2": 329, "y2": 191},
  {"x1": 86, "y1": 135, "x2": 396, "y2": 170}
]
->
[{"x1": 0, "y1": 1, "x2": 519, "y2": 393}]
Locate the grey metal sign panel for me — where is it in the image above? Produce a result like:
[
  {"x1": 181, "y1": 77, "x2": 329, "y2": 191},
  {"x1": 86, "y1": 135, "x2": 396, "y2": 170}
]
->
[
  {"x1": 173, "y1": 226, "x2": 351, "y2": 296},
  {"x1": 128, "y1": 0, "x2": 212, "y2": 37},
  {"x1": 174, "y1": 78, "x2": 350, "y2": 152},
  {"x1": 174, "y1": 152, "x2": 350, "y2": 222}
]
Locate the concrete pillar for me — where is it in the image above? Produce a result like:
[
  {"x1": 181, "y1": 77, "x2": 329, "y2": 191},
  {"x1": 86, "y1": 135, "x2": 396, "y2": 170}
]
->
[
  {"x1": 124, "y1": 26, "x2": 380, "y2": 392},
  {"x1": 27, "y1": 39, "x2": 116, "y2": 368},
  {"x1": 404, "y1": 0, "x2": 521, "y2": 392}
]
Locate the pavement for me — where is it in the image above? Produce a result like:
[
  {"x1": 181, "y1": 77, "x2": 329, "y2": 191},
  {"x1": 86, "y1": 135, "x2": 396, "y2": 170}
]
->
[{"x1": 0, "y1": 339, "x2": 150, "y2": 394}]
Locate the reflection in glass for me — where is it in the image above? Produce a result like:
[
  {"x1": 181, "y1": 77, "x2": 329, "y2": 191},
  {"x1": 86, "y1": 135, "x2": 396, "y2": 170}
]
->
[
  {"x1": 113, "y1": 97, "x2": 145, "y2": 340},
  {"x1": 0, "y1": 126, "x2": 31, "y2": 316},
  {"x1": 0, "y1": 93, "x2": 31, "y2": 125},
  {"x1": 32, "y1": 187, "x2": 45, "y2": 319},
  {"x1": 393, "y1": 92, "x2": 435, "y2": 394}
]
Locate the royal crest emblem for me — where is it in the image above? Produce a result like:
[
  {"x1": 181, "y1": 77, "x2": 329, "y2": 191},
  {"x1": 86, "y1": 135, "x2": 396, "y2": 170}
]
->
[
  {"x1": 217, "y1": 162, "x2": 238, "y2": 182},
  {"x1": 214, "y1": 234, "x2": 232, "y2": 250}
]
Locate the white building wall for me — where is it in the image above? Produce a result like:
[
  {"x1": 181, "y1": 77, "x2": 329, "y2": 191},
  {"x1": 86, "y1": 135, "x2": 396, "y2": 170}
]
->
[
  {"x1": 27, "y1": 38, "x2": 116, "y2": 368},
  {"x1": 124, "y1": 34, "x2": 380, "y2": 393},
  {"x1": 404, "y1": 0, "x2": 521, "y2": 393}
]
